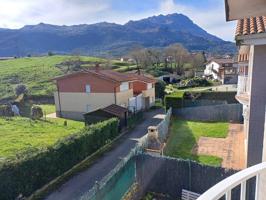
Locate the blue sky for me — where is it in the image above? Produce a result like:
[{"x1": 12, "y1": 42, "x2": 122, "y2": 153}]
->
[{"x1": 0, "y1": 0, "x2": 236, "y2": 41}]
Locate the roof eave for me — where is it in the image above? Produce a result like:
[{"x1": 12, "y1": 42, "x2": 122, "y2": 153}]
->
[{"x1": 236, "y1": 33, "x2": 266, "y2": 45}]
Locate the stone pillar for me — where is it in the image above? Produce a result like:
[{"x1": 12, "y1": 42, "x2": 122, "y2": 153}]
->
[{"x1": 247, "y1": 44, "x2": 266, "y2": 167}]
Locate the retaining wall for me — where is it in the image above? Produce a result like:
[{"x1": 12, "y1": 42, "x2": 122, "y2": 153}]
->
[{"x1": 173, "y1": 103, "x2": 243, "y2": 122}]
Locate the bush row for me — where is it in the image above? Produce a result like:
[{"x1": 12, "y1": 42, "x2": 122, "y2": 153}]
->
[
  {"x1": 165, "y1": 91, "x2": 237, "y2": 109},
  {"x1": 164, "y1": 91, "x2": 185, "y2": 109},
  {"x1": 0, "y1": 118, "x2": 119, "y2": 200}
]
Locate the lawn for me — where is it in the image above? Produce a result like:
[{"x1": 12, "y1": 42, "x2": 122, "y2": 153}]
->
[
  {"x1": 0, "y1": 55, "x2": 134, "y2": 99},
  {"x1": 0, "y1": 116, "x2": 84, "y2": 161},
  {"x1": 37, "y1": 104, "x2": 56, "y2": 114},
  {"x1": 164, "y1": 118, "x2": 229, "y2": 166}
]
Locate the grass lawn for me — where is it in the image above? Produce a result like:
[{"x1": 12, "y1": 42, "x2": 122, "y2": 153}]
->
[
  {"x1": 164, "y1": 118, "x2": 229, "y2": 166},
  {"x1": 0, "y1": 116, "x2": 84, "y2": 161},
  {"x1": 37, "y1": 104, "x2": 56, "y2": 114}
]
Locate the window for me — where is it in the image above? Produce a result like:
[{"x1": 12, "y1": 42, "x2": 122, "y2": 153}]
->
[
  {"x1": 120, "y1": 82, "x2": 129, "y2": 92},
  {"x1": 147, "y1": 83, "x2": 152, "y2": 90},
  {"x1": 85, "y1": 84, "x2": 91, "y2": 93}
]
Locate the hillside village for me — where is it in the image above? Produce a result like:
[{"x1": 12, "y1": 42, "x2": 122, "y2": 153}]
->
[{"x1": 0, "y1": 1, "x2": 266, "y2": 200}]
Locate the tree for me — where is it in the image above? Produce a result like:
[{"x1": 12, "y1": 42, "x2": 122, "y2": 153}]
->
[
  {"x1": 129, "y1": 47, "x2": 150, "y2": 74},
  {"x1": 192, "y1": 52, "x2": 206, "y2": 70},
  {"x1": 165, "y1": 44, "x2": 189, "y2": 75},
  {"x1": 15, "y1": 84, "x2": 28, "y2": 96},
  {"x1": 146, "y1": 48, "x2": 163, "y2": 68}
]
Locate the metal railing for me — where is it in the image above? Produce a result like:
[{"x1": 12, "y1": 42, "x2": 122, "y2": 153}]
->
[
  {"x1": 197, "y1": 162, "x2": 266, "y2": 200},
  {"x1": 237, "y1": 75, "x2": 249, "y2": 95}
]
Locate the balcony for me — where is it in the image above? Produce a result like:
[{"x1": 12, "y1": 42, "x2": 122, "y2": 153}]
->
[
  {"x1": 236, "y1": 75, "x2": 250, "y2": 104},
  {"x1": 197, "y1": 162, "x2": 266, "y2": 200}
]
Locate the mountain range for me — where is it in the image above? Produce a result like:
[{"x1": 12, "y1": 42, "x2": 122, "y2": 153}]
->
[{"x1": 0, "y1": 13, "x2": 236, "y2": 57}]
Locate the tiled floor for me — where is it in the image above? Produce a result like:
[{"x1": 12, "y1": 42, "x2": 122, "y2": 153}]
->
[{"x1": 193, "y1": 124, "x2": 245, "y2": 170}]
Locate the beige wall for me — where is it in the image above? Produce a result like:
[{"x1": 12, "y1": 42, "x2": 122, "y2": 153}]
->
[
  {"x1": 116, "y1": 89, "x2": 133, "y2": 107},
  {"x1": 54, "y1": 92, "x2": 115, "y2": 113},
  {"x1": 142, "y1": 88, "x2": 155, "y2": 104}
]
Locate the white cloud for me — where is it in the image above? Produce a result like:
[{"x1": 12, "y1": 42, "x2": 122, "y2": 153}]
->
[
  {"x1": 0, "y1": 0, "x2": 236, "y2": 41},
  {"x1": 0, "y1": 0, "x2": 110, "y2": 28},
  {"x1": 158, "y1": 0, "x2": 236, "y2": 41}
]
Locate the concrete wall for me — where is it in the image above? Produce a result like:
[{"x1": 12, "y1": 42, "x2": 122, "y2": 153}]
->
[
  {"x1": 246, "y1": 44, "x2": 266, "y2": 166},
  {"x1": 173, "y1": 103, "x2": 243, "y2": 122},
  {"x1": 136, "y1": 154, "x2": 238, "y2": 199},
  {"x1": 142, "y1": 88, "x2": 155, "y2": 105},
  {"x1": 116, "y1": 89, "x2": 133, "y2": 107},
  {"x1": 54, "y1": 92, "x2": 115, "y2": 117}
]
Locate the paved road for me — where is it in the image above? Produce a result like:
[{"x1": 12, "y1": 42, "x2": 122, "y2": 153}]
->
[{"x1": 46, "y1": 109, "x2": 164, "y2": 200}]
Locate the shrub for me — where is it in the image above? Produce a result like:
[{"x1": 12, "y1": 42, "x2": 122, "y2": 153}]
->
[
  {"x1": 0, "y1": 118, "x2": 119, "y2": 200},
  {"x1": 178, "y1": 77, "x2": 211, "y2": 89},
  {"x1": 0, "y1": 104, "x2": 13, "y2": 117},
  {"x1": 31, "y1": 106, "x2": 43, "y2": 119},
  {"x1": 164, "y1": 91, "x2": 185, "y2": 109},
  {"x1": 164, "y1": 91, "x2": 238, "y2": 109},
  {"x1": 15, "y1": 84, "x2": 28, "y2": 96}
]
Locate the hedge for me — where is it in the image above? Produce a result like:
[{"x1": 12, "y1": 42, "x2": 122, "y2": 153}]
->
[
  {"x1": 0, "y1": 118, "x2": 119, "y2": 200},
  {"x1": 164, "y1": 91, "x2": 185, "y2": 109},
  {"x1": 165, "y1": 91, "x2": 237, "y2": 109}
]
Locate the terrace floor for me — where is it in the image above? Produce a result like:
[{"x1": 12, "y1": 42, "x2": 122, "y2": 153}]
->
[{"x1": 193, "y1": 123, "x2": 245, "y2": 170}]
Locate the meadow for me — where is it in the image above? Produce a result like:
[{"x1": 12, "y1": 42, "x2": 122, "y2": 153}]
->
[{"x1": 0, "y1": 116, "x2": 84, "y2": 161}]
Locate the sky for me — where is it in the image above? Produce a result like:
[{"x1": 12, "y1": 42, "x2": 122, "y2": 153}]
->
[{"x1": 0, "y1": 0, "x2": 236, "y2": 41}]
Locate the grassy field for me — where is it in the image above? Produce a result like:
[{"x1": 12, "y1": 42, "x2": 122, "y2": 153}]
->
[
  {"x1": 0, "y1": 116, "x2": 84, "y2": 161},
  {"x1": 0, "y1": 55, "x2": 132, "y2": 99},
  {"x1": 164, "y1": 118, "x2": 229, "y2": 166}
]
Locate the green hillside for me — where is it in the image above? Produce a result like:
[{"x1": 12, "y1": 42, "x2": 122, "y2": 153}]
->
[{"x1": 0, "y1": 55, "x2": 127, "y2": 99}]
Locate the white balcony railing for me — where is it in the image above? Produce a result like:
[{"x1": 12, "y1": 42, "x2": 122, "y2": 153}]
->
[
  {"x1": 197, "y1": 162, "x2": 266, "y2": 200},
  {"x1": 237, "y1": 75, "x2": 249, "y2": 95}
]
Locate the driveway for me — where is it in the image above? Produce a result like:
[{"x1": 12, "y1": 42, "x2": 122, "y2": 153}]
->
[{"x1": 46, "y1": 109, "x2": 164, "y2": 200}]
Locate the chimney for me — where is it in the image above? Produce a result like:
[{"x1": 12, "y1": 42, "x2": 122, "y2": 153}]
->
[{"x1": 95, "y1": 63, "x2": 100, "y2": 72}]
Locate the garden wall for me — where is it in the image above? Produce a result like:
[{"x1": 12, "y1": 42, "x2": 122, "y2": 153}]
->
[
  {"x1": 165, "y1": 91, "x2": 238, "y2": 109},
  {"x1": 135, "y1": 154, "x2": 239, "y2": 200},
  {"x1": 0, "y1": 118, "x2": 119, "y2": 200},
  {"x1": 173, "y1": 103, "x2": 243, "y2": 122}
]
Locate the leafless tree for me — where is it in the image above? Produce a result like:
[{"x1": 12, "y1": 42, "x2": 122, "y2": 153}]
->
[{"x1": 165, "y1": 44, "x2": 189, "y2": 75}]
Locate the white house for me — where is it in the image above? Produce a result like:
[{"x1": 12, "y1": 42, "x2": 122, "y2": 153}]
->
[{"x1": 204, "y1": 58, "x2": 238, "y2": 84}]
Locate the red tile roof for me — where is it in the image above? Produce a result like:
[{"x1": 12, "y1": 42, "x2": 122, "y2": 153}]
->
[
  {"x1": 54, "y1": 69, "x2": 156, "y2": 83},
  {"x1": 236, "y1": 16, "x2": 266, "y2": 36}
]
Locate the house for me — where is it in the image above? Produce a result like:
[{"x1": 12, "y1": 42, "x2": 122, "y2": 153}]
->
[
  {"x1": 204, "y1": 58, "x2": 238, "y2": 84},
  {"x1": 53, "y1": 66, "x2": 156, "y2": 120},
  {"x1": 198, "y1": 1, "x2": 266, "y2": 199}
]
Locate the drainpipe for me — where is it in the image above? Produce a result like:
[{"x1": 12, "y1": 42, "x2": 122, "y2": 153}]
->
[{"x1": 56, "y1": 82, "x2": 62, "y2": 117}]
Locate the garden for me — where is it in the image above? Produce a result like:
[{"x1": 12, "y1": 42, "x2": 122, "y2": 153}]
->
[{"x1": 164, "y1": 118, "x2": 229, "y2": 166}]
